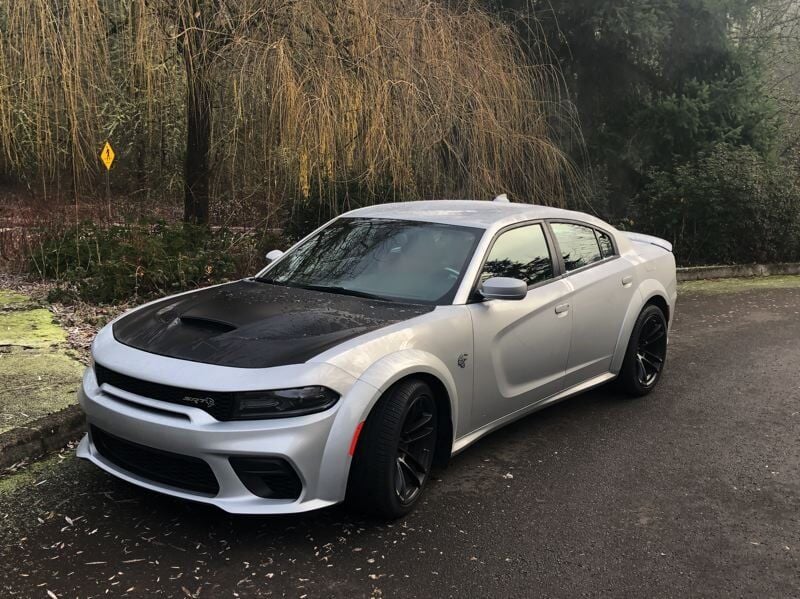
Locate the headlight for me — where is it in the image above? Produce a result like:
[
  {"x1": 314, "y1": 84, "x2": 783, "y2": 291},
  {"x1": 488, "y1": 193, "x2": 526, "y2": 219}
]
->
[{"x1": 232, "y1": 386, "x2": 340, "y2": 419}]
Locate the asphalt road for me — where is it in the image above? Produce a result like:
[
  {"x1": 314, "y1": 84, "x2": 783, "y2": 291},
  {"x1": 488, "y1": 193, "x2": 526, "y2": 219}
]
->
[{"x1": 1, "y1": 284, "x2": 799, "y2": 598}]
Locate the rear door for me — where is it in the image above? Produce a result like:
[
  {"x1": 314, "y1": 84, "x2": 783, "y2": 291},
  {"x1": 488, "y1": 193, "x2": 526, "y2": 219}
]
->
[
  {"x1": 467, "y1": 222, "x2": 572, "y2": 429},
  {"x1": 548, "y1": 221, "x2": 637, "y2": 388}
]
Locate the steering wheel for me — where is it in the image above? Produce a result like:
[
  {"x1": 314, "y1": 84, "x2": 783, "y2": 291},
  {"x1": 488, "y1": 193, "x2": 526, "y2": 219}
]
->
[{"x1": 444, "y1": 267, "x2": 460, "y2": 279}]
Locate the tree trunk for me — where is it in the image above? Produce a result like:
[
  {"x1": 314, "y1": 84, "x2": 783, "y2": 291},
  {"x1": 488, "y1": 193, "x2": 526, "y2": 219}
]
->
[
  {"x1": 180, "y1": 0, "x2": 212, "y2": 225},
  {"x1": 184, "y1": 65, "x2": 211, "y2": 224}
]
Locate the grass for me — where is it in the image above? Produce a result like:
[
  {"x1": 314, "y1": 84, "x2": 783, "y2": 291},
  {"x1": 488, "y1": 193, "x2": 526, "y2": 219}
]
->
[{"x1": 678, "y1": 275, "x2": 800, "y2": 294}]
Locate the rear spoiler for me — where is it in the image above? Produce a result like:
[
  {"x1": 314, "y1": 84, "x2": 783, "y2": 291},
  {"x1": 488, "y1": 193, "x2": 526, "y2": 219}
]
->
[{"x1": 624, "y1": 232, "x2": 673, "y2": 252}]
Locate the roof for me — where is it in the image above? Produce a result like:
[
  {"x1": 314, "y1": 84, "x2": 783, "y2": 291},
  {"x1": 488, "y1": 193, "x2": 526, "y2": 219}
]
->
[{"x1": 342, "y1": 200, "x2": 610, "y2": 231}]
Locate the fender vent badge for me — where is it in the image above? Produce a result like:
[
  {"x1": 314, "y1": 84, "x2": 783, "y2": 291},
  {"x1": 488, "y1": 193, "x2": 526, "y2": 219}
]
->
[{"x1": 457, "y1": 353, "x2": 469, "y2": 368}]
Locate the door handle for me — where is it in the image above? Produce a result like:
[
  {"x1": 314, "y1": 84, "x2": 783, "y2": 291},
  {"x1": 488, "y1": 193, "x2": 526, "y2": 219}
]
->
[
  {"x1": 554, "y1": 303, "x2": 570, "y2": 315},
  {"x1": 622, "y1": 275, "x2": 633, "y2": 287}
]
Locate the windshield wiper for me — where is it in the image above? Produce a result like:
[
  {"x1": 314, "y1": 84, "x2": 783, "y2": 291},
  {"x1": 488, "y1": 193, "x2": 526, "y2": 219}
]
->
[
  {"x1": 254, "y1": 277, "x2": 391, "y2": 301},
  {"x1": 280, "y1": 282, "x2": 389, "y2": 300},
  {"x1": 294, "y1": 283, "x2": 391, "y2": 301}
]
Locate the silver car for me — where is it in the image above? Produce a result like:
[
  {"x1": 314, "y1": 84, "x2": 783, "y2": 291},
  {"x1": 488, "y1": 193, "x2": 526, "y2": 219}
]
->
[{"x1": 77, "y1": 199, "x2": 676, "y2": 518}]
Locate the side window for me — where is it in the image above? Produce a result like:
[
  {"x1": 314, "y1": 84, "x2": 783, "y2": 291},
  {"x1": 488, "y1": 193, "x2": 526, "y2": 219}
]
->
[
  {"x1": 596, "y1": 229, "x2": 616, "y2": 258},
  {"x1": 480, "y1": 224, "x2": 554, "y2": 286},
  {"x1": 551, "y1": 222, "x2": 602, "y2": 272}
]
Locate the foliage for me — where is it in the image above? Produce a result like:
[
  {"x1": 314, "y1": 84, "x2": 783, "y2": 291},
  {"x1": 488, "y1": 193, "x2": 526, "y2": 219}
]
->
[
  {"x1": 487, "y1": 0, "x2": 800, "y2": 266},
  {"x1": 28, "y1": 222, "x2": 284, "y2": 303},
  {"x1": 638, "y1": 143, "x2": 800, "y2": 265},
  {"x1": 499, "y1": 0, "x2": 779, "y2": 218},
  {"x1": 4, "y1": 0, "x2": 800, "y2": 271},
  {"x1": 0, "y1": 0, "x2": 577, "y2": 224}
]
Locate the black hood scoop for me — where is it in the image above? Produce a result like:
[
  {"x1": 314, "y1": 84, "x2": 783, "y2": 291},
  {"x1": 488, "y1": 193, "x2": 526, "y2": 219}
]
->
[
  {"x1": 112, "y1": 279, "x2": 434, "y2": 368},
  {"x1": 178, "y1": 315, "x2": 237, "y2": 333}
]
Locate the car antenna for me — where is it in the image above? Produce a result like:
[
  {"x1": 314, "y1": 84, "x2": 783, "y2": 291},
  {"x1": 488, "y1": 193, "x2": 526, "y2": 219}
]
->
[{"x1": 492, "y1": 193, "x2": 510, "y2": 203}]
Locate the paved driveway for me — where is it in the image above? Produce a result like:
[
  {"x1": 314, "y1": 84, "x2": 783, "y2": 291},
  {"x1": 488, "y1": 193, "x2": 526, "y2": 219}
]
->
[{"x1": 1, "y1": 281, "x2": 799, "y2": 598}]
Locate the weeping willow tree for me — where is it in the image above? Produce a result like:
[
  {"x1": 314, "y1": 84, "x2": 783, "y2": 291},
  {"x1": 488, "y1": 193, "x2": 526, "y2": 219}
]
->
[
  {"x1": 0, "y1": 0, "x2": 579, "y2": 225},
  {"x1": 0, "y1": 0, "x2": 112, "y2": 195}
]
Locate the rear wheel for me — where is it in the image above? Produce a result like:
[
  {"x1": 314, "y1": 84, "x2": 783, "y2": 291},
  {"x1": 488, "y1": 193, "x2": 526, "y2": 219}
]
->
[
  {"x1": 346, "y1": 379, "x2": 438, "y2": 519},
  {"x1": 618, "y1": 304, "x2": 668, "y2": 396}
]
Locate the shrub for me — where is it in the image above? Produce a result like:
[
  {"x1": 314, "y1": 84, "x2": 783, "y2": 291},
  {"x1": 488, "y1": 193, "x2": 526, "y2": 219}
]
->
[
  {"x1": 27, "y1": 222, "x2": 284, "y2": 304},
  {"x1": 636, "y1": 144, "x2": 800, "y2": 265}
]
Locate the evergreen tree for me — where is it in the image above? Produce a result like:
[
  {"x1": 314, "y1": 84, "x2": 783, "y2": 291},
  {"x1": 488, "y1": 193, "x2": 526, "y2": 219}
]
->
[{"x1": 497, "y1": 0, "x2": 778, "y2": 218}]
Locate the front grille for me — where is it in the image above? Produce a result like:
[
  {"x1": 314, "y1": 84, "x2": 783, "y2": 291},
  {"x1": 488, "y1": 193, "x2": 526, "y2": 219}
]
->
[
  {"x1": 94, "y1": 363, "x2": 235, "y2": 421},
  {"x1": 90, "y1": 426, "x2": 219, "y2": 496}
]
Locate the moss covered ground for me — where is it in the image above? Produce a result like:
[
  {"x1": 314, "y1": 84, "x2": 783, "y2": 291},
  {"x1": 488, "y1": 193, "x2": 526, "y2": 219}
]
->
[
  {"x1": 0, "y1": 308, "x2": 68, "y2": 347},
  {"x1": 0, "y1": 351, "x2": 83, "y2": 434},
  {"x1": 0, "y1": 449, "x2": 73, "y2": 494},
  {"x1": 0, "y1": 290, "x2": 34, "y2": 307},
  {"x1": 0, "y1": 291, "x2": 82, "y2": 436}
]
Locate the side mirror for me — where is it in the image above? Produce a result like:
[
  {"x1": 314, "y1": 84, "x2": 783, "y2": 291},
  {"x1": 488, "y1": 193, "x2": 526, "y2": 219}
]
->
[
  {"x1": 265, "y1": 249, "x2": 284, "y2": 263},
  {"x1": 479, "y1": 277, "x2": 527, "y2": 301}
]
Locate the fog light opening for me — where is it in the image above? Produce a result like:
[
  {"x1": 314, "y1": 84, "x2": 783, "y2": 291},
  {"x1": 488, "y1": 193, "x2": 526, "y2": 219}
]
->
[{"x1": 229, "y1": 456, "x2": 302, "y2": 500}]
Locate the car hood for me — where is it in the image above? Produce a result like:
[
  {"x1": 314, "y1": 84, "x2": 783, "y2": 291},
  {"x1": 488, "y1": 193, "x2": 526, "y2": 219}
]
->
[{"x1": 112, "y1": 280, "x2": 434, "y2": 368}]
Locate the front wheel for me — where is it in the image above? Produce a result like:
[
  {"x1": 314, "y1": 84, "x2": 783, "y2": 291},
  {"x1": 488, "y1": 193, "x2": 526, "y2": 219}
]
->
[
  {"x1": 617, "y1": 304, "x2": 668, "y2": 396},
  {"x1": 346, "y1": 379, "x2": 438, "y2": 519}
]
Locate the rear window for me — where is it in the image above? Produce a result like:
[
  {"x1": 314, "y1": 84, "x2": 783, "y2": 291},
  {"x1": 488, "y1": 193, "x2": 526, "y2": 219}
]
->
[{"x1": 550, "y1": 222, "x2": 603, "y2": 272}]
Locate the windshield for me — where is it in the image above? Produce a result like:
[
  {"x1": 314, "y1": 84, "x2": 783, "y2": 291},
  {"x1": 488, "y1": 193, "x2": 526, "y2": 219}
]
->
[{"x1": 259, "y1": 217, "x2": 483, "y2": 304}]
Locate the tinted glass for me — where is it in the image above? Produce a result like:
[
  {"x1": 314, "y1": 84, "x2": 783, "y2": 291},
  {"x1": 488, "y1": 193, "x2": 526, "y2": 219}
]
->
[
  {"x1": 596, "y1": 229, "x2": 615, "y2": 258},
  {"x1": 262, "y1": 218, "x2": 482, "y2": 304},
  {"x1": 481, "y1": 224, "x2": 553, "y2": 286},
  {"x1": 551, "y1": 222, "x2": 602, "y2": 271}
]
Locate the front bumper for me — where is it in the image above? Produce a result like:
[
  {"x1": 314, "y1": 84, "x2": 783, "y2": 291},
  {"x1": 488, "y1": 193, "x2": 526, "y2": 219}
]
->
[{"x1": 76, "y1": 364, "x2": 379, "y2": 515}]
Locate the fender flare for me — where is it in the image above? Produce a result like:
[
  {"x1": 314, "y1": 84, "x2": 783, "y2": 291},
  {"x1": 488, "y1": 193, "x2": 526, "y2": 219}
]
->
[
  {"x1": 316, "y1": 349, "x2": 459, "y2": 502},
  {"x1": 355, "y1": 349, "x2": 460, "y2": 431},
  {"x1": 610, "y1": 278, "x2": 671, "y2": 373}
]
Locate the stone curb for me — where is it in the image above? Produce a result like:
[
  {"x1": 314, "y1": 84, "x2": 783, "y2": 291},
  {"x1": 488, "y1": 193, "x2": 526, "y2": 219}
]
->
[
  {"x1": 0, "y1": 404, "x2": 85, "y2": 471},
  {"x1": 677, "y1": 262, "x2": 800, "y2": 282}
]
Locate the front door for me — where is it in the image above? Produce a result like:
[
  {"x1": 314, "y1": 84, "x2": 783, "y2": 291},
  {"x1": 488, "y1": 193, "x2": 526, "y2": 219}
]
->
[{"x1": 467, "y1": 223, "x2": 572, "y2": 429}]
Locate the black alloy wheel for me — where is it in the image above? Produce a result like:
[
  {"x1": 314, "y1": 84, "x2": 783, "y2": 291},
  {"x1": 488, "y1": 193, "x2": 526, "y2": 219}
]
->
[
  {"x1": 346, "y1": 378, "x2": 439, "y2": 519},
  {"x1": 635, "y1": 312, "x2": 667, "y2": 387},
  {"x1": 618, "y1": 304, "x2": 668, "y2": 397},
  {"x1": 395, "y1": 393, "x2": 437, "y2": 504}
]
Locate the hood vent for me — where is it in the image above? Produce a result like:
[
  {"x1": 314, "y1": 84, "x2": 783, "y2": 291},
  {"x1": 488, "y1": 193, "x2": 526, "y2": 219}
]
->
[{"x1": 178, "y1": 315, "x2": 237, "y2": 333}]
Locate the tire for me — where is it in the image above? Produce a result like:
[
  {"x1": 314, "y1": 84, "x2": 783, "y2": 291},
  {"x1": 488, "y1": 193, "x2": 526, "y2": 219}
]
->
[
  {"x1": 346, "y1": 379, "x2": 438, "y2": 519},
  {"x1": 617, "y1": 304, "x2": 668, "y2": 397}
]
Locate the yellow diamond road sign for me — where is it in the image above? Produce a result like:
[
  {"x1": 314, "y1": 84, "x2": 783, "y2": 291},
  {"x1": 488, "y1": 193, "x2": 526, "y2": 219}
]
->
[{"x1": 100, "y1": 141, "x2": 115, "y2": 170}]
